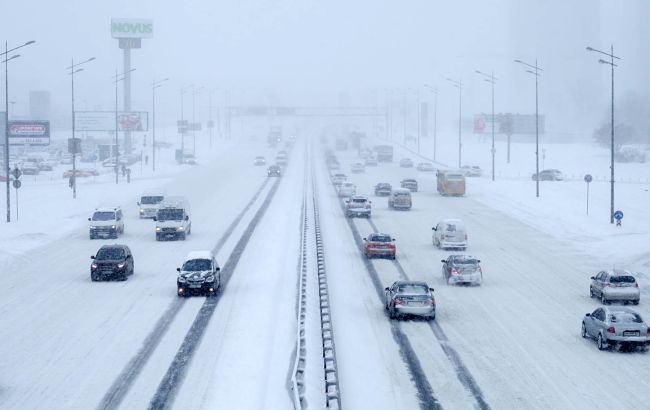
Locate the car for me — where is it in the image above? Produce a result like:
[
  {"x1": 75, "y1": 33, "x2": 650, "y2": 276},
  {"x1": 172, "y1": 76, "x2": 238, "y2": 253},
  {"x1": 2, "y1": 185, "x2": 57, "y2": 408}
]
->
[
  {"x1": 177, "y1": 250, "x2": 221, "y2": 297},
  {"x1": 154, "y1": 197, "x2": 192, "y2": 241},
  {"x1": 581, "y1": 306, "x2": 650, "y2": 351},
  {"x1": 331, "y1": 173, "x2": 347, "y2": 187},
  {"x1": 460, "y1": 165, "x2": 482, "y2": 177},
  {"x1": 137, "y1": 192, "x2": 165, "y2": 219},
  {"x1": 20, "y1": 163, "x2": 40, "y2": 175},
  {"x1": 63, "y1": 169, "x2": 99, "y2": 178},
  {"x1": 267, "y1": 165, "x2": 282, "y2": 177},
  {"x1": 37, "y1": 161, "x2": 54, "y2": 171},
  {"x1": 363, "y1": 233, "x2": 395, "y2": 259},
  {"x1": 364, "y1": 157, "x2": 378, "y2": 166},
  {"x1": 400, "y1": 178, "x2": 418, "y2": 192},
  {"x1": 90, "y1": 244, "x2": 134, "y2": 281},
  {"x1": 432, "y1": 219, "x2": 468, "y2": 250},
  {"x1": 350, "y1": 162, "x2": 365, "y2": 174},
  {"x1": 388, "y1": 188, "x2": 412, "y2": 210},
  {"x1": 441, "y1": 255, "x2": 483, "y2": 286},
  {"x1": 590, "y1": 270, "x2": 640, "y2": 305},
  {"x1": 253, "y1": 156, "x2": 266, "y2": 166},
  {"x1": 399, "y1": 158, "x2": 413, "y2": 168},
  {"x1": 416, "y1": 162, "x2": 435, "y2": 172},
  {"x1": 345, "y1": 195, "x2": 371, "y2": 218},
  {"x1": 88, "y1": 207, "x2": 124, "y2": 239},
  {"x1": 532, "y1": 169, "x2": 564, "y2": 181},
  {"x1": 384, "y1": 281, "x2": 436, "y2": 320},
  {"x1": 337, "y1": 182, "x2": 356, "y2": 198},
  {"x1": 276, "y1": 153, "x2": 288, "y2": 166},
  {"x1": 374, "y1": 182, "x2": 392, "y2": 196}
]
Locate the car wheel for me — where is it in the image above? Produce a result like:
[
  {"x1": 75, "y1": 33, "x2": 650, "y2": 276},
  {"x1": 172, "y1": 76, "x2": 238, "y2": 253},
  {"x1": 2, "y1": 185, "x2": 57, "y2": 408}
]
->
[
  {"x1": 91, "y1": 273, "x2": 98, "y2": 282},
  {"x1": 589, "y1": 287, "x2": 594, "y2": 298},
  {"x1": 601, "y1": 294, "x2": 608, "y2": 305},
  {"x1": 180, "y1": 233, "x2": 186, "y2": 241},
  {"x1": 581, "y1": 323, "x2": 587, "y2": 338},
  {"x1": 597, "y1": 334, "x2": 608, "y2": 351},
  {"x1": 429, "y1": 312, "x2": 436, "y2": 321},
  {"x1": 388, "y1": 306, "x2": 397, "y2": 319},
  {"x1": 633, "y1": 300, "x2": 640, "y2": 305}
]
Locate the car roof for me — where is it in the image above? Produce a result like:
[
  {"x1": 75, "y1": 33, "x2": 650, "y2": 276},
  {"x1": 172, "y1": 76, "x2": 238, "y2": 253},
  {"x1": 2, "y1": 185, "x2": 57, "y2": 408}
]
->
[
  {"x1": 350, "y1": 195, "x2": 368, "y2": 200},
  {"x1": 602, "y1": 306, "x2": 639, "y2": 315},
  {"x1": 369, "y1": 232, "x2": 391, "y2": 238},
  {"x1": 440, "y1": 218, "x2": 464, "y2": 225},
  {"x1": 94, "y1": 207, "x2": 120, "y2": 212},
  {"x1": 393, "y1": 280, "x2": 429, "y2": 287},
  {"x1": 99, "y1": 244, "x2": 128, "y2": 251},
  {"x1": 402, "y1": 178, "x2": 416, "y2": 182},
  {"x1": 606, "y1": 269, "x2": 634, "y2": 276},
  {"x1": 449, "y1": 254, "x2": 478, "y2": 261},
  {"x1": 185, "y1": 250, "x2": 214, "y2": 261},
  {"x1": 392, "y1": 188, "x2": 410, "y2": 193}
]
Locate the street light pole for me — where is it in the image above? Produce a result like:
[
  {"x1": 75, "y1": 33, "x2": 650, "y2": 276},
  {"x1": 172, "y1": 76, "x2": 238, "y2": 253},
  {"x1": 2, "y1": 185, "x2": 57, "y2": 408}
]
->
[
  {"x1": 514, "y1": 59, "x2": 543, "y2": 197},
  {"x1": 416, "y1": 88, "x2": 421, "y2": 154},
  {"x1": 3, "y1": 39, "x2": 35, "y2": 222},
  {"x1": 476, "y1": 70, "x2": 497, "y2": 181},
  {"x1": 113, "y1": 68, "x2": 136, "y2": 184},
  {"x1": 587, "y1": 45, "x2": 620, "y2": 224},
  {"x1": 425, "y1": 85, "x2": 438, "y2": 161},
  {"x1": 152, "y1": 78, "x2": 169, "y2": 172},
  {"x1": 447, "y1": 78, "x2": 463, "y2": 167}
]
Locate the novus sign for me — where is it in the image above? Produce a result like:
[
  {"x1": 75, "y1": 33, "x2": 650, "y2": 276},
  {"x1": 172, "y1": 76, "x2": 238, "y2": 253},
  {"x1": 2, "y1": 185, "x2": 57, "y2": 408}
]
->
[{"x1": 111, "y1": 19, "x2": 153, "y2": 39}]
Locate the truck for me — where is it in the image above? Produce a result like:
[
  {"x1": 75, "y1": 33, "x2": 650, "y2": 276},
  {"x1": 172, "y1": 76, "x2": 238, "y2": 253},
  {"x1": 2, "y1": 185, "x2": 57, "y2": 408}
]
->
[{"x1": 153, "y1": 196, "x2": 192, "y2": 241}]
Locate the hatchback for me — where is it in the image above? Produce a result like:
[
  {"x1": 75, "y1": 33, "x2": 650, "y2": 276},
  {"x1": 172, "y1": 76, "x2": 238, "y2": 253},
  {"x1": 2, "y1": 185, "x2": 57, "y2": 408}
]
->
[
  {"x1": 582, "y1": 306, "x2": 650, "y2": 351},
  {"x1": 590, "y1": 270, "x2": 640, "y2": 305},
  {"x1": 363, "y1": 233, "x2": 395, "y2": 259},
  {"x1": 384, "y1": 281, "x2": 435, "y2": 320},
  {"x1": 441, "y1": 255, "x2": 482, "y2": 285}
]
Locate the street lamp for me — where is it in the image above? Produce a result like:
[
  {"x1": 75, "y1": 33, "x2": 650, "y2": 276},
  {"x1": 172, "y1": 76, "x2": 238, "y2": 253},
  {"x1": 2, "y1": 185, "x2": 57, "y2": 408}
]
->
[
  {"x1": 586, "y1": 45, "x2": 620, "y2": 224},
  {"x1": 179, "y1": 85, "x2": 193, "y2": 161},
  {"x1": 3, "y1": 39, "x2": 35, "y2": 223},
  {"x1": 514, "y1": 59, "x2": 543, "y2": 198},
  {"x1": 152, "y1": 77, "x2": 169, "y2": 172},
  {"x1": 476, "y1": 70, "x2": 497, "y2": 181},
  {"x1": 113, "y1": 68, "x2": 136, "y2": 184},
  {"x1": 447, "y1": 78, "x2": 463, "y2": 168},
  {"x1": 424, "y1": 85, "x2": 438, "y2": 161},
  {"x1": 66, "y1": 56, "x2": 95, "y2": 199}
]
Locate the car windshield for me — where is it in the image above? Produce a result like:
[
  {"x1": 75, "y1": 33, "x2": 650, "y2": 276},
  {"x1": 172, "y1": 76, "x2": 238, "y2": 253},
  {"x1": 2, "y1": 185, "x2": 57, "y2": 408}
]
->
[
  {"x1": 141, "y1": 196, "x2": 163, "y2": 205},
  {"x1": 453, "y1": 258, "x2": 479, "y2": 266},
  {"x1": 609, "y1": 312, "x2": 643, "y2": 323},
  {"x1": 352, "y1": 198, "x2": 366, "y2": 203},
  {"x1": 446, "y1": 174, "x2": 465, "y2": 181},
  {"x1": 157, "y1": 209, "x2": 184, "y2": 221},
  {"x1": 397, "y1": 284, "x2": 428, "y2": 294},
  {"x1": 96, "y1": 248, "x2": 125, "y2": 260},
  {"x1": 371, "y1": 235, "x2": 392, "y2": 242},
  {"x1": 395, "y1": 192, "x2": 409, "y2": 197},
  {"x1": 445, "y1": 224, "x2": 458, "y2": 232},
  {"x1": 610, "y1": 275, "x2": 635, "y2": 283},
  {"x1": 92, "y1": 211, "x2": 116, "y2": 221},
  {"x1": 182, "y1": 259, "x2": 212, "y2": 271}
]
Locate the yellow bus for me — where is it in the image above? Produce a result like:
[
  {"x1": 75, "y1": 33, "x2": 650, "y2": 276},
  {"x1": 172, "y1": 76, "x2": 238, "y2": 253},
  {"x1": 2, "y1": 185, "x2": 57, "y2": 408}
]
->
[{"x1": 437, "y1": 170, "x2": 466, "y2": 196}]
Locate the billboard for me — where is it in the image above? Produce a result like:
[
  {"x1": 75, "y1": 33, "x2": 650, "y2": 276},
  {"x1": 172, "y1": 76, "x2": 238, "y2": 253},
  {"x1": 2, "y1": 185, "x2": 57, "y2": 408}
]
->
[
  {"x1": 474, "y1": 113, "x2": 545, "y2": 135},
  {"x1": 7, "y1": 121, "x2": 50, "y2": 146},
  {"x1": 75, "y1": 111, "x2": 149, "y2": 132},
  {"x1": 111, "y1": 18, "x2": 153, "y2": 39}
]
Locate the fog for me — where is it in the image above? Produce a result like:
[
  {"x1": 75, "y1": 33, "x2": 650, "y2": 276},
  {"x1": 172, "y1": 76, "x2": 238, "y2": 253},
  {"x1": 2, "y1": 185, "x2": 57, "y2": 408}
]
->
[{"x1": 2, "y1": 0, "x2": 649, "y2": 134}]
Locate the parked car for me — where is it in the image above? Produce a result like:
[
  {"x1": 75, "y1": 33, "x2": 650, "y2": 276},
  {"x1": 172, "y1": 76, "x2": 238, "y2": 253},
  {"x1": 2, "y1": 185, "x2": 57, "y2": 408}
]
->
[
  {"x1": 363, "y1": 233, "x2": 395, "y2": 259},
  {"x1": 590, "y1": 270, "x2": 640, "y2": 305},
  {"x1": 20, "y1": 163, "x2": 40, "y2": 175},
  {"x1": 388, "y1": 188, "x2": 412, "y2": 210},
  {"x1": 350, "y1": 162, "x2": 365, "y2": 174},
  {"x1": 374, "y1": 182, "x2": 392, "y2": 196},
  {"x1": 345, "y1": 195, "x2": 371, "y2": 218},
  {"x1": 400, "y1": 178, "x2": 418, "y2": 192},
  {"x1": 399, "y1": 158, "x2": 413, "y2": 168},
  {"x1": 441, "y1": 255, "x2": 483, "y2": 286},
  {"x1": 337, "y1": 182, "x2": 356, "y2": 198},
  {"x1": 267, "y1": 165, "x2": 282, "y2": 177},
  {"x1": 88, "y1": 207, "x2": 124, "y2": 239},
  {"x1": 532, "y1": 169, "x2": 564, "y2": 181},
  {"x1": 384, "y1": 281, "x2": 436, "y2": 320},
  {"x1": 331, "y1": 173, "x2": 347, "y2": 187},
  {"x1": 581, "y1": 306, "x2": 650, "y2": 351},
  {"x1": 177, "y1": 250, "x2": 221, "y2": 297},
  {"x1": 432, "y1": 219, "x2": 468, "y2": 250},
  {"x1": 90, "y1": 244, "x2": 134, "y2": 281},
  {"x1": 460, "y1": 165, "x2": 482, "y2": 177},
  {"x1": 253, "y1": 156, "x2": 266, "y2": 166},
  {"x1": 364, "y1": 157, "x2": 378, "y2": 166},
  {"x1": 416, "y1": 162, "x2": 435, "y2": 172}
]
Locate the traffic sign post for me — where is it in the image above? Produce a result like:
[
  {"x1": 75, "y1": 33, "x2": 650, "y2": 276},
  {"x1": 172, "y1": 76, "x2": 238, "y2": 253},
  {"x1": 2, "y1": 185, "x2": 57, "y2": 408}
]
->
[
  {"x1": 584, "y1": 174, "x2": 592, "y2": 215},
  {"x1": 12, "y1": 169, "x2": 21, "y2": 221},
  {"x1": 613, "y1": 210, "x2": 624, "y2": 227}
]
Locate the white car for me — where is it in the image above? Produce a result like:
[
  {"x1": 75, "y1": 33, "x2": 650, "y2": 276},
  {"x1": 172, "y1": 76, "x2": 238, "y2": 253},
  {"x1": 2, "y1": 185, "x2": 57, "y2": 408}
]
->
[
  {"x1": 337, "y1": 182, "x2": 356, "y2": 198},
  {"x1": 460, "y1": 165, "x2": 482, "y2": 177},
  {"x1": 88, "y1": 207, "x2": 124, "y2": 239},
  {"x1": 331, "y1": 173, "x2": 347, "y2": 187},
  {"x1": 350, "y1": 162, "x2": 365, "y2": 173},
  {"x1": 416, "y1": 162, "x2": 436, "y2": 172},
  {"x1": 432, "y1": 219, "x2": 468, "y2": 250},
  {"x1": 345, "y1": 195, "x2": 371, "y2": 218}
]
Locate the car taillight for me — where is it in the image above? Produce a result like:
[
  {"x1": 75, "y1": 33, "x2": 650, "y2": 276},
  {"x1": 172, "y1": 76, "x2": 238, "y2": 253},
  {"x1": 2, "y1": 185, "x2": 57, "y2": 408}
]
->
[
  {"x1": 465, "y1": 234, "x2": 468, "y2": 240},
  {"x1": 635, "y1": 283, "x2": 639, "y2": 288},
  {"x1": 449, "y1": 268, "x2": 459, "y2": 276},
  {"x1": 394, "y1": 298, "x2": 406, "y2": 305},
  {"x1": 647, "y1": 328, "x2": 650, "y2": 335},
  {"x1": 440, "y1": 234, "x2": 445, "y2": 240},
  {"x1": 425, "y1": 299, "x2": 435, "y2": 305},
  {"x1": 607, "y1": 326, "x2": 616, "y2": 334}
]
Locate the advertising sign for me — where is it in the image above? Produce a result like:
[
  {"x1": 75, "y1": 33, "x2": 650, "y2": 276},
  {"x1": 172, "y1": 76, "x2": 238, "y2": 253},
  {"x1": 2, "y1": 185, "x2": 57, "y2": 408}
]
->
[
  {"x1": 111, "y1": 18, "x2": 153, "y2": 39},
  {"x1": 8, "y1": 121, "x2": 50, "y2": 146},
  {"x1": 75, "y1": 111, "x2": 149, "y2": 132}
]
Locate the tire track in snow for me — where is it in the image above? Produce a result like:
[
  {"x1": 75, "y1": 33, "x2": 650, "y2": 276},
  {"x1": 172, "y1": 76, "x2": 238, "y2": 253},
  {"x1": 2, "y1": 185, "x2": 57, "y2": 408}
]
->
[{"x1": 97, "y1": 178, "x2": 270, "y2": 410}]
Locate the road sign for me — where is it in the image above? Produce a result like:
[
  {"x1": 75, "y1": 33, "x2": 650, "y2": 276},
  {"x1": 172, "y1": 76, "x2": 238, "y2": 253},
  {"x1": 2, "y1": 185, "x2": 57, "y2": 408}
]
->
[
  {"x1": 68, "y1": 137, "x2": 82, "y2": 154},
  {"x1": 11, "y1": 167, "x2": 22, "y2": 179},
  {"x1": 12, "y1": 180, "x2": 21, "y2": 189},
  {"x1": 613, "y1": 210, "x2": 624, "y2": 220},
  {"x1": 584, "y1": 174, "x2": 593, "y2": 183}
]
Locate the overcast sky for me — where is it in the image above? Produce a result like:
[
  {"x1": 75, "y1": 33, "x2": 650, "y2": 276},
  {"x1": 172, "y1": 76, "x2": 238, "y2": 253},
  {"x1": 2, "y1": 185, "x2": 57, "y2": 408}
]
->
[{"x1": 1, "y1": 0, "x2": 648, "y2": 134}]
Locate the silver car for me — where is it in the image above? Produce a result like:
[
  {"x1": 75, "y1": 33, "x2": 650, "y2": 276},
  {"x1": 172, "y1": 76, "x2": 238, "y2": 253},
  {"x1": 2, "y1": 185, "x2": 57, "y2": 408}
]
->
[
  {"x1": 441, "y1": 255, "x2": 482, "y2": 286},
  {"x1": 581, "y1": 306, "x2": 650, "y2": 351},
  {"x1": 590, "y1": 270, "x2": 640, "y2": 305},
  {"x1": 384, "y1": 281, "x2": 436, "y2": 320}
]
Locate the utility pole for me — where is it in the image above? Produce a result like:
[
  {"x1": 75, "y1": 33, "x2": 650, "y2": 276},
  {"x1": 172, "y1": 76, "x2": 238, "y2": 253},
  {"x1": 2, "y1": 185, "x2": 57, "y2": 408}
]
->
[
  {"x1": 447, "y1": 78, "x2": 463, "y2": 167},
  {"x1": 476, "y1": 70, "x2": 497, "y2": 181},
  {"x1": 515, "y1": 59, "x2": 543, "y2": 197}
]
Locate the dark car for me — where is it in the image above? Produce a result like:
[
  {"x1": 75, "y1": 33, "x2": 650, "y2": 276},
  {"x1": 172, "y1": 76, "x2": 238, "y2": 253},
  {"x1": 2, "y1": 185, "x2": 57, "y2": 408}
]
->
[
  {"x1": 90, "y1": 245, "x2": 134, "y2": 281},
  {"x1": 177, "y1": 251, "x2": 221, "y2": 297},
  {"x1": 532, "y1": 169, "x2": 563, "y2": 181},
  {"x1": 267, "y1": 165, "x2": 282, "y2": 177},
  {"x1": 400, "y1": 178, "x2": 418, "y2": 192},
  {"x1": 374, "y1": 182, "x2": 392, "y2": 196}
]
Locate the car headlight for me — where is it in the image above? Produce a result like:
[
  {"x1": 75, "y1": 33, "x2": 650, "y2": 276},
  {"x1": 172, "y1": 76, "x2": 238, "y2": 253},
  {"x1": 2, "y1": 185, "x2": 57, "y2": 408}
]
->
[
  {"x1": 156, "y1": 227, "x2": 161, "y2": 232},
  {"x1": 91, "y1": 264, "x2": 98, "y2": 269},
  {"x1": 111, "y1": 225, "x2": 117, "y2": 229},
  {"x1": 177, "y1": 227, "x2": 185, "y2": 231},
  {"x1": 139, "y1": 209, "x2": 144, "y2": 213},
  {"x1": 178, "y1": 276, "x2": 187, "y2": 283},
  {"x1": 117, "y1": 262, "x2": 125, "y2": 269},
  {"x1": 90, "y1": 226, "x2": 96, "y2": 229},
  {"x1": 205, "y1": 275, "x2": 215, "y2": 282}
]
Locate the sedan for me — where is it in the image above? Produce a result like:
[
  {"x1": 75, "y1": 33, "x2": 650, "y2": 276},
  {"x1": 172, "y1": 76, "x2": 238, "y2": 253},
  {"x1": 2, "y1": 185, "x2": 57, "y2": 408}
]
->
[
  {"x1": 582, "y1": 306, "x2": 650, "y2": 351},
  {"x1": 384, "y1": 281, "x2": 436, "y2": 320},
  {"x1": 399, "y1": 158, "x2": 414, "y2": 168},
  {"x1": 253, "y1": 156, "x2": 266, "y2": 166},
  {"x1": 363, "y1": 233, "x2": 395, "y2": 259},
  {"x1": 267, "y1": 165, "x2": 282, "y2": 177},
  {"x1": 374, "y1": 182, "x2": 392, "y2": 196},
  {"x1": 400, "y1": 178, "x2": 418, "y2": 192},
  {"x1": 532, "y1": 169, "x2": 563, "y2": 181},
  {"x1": 416, "y1": 162, "x2": 435, "y2": 172},
  {"x1": 441, "y1": 255, "x2": 482, "y2": 285},
  {"x1": 337, "y1": 182, "x2": 356, "y2": 198},
  {"x1": 590, "y1": 270, "x2": 640, "y2": 305}
]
